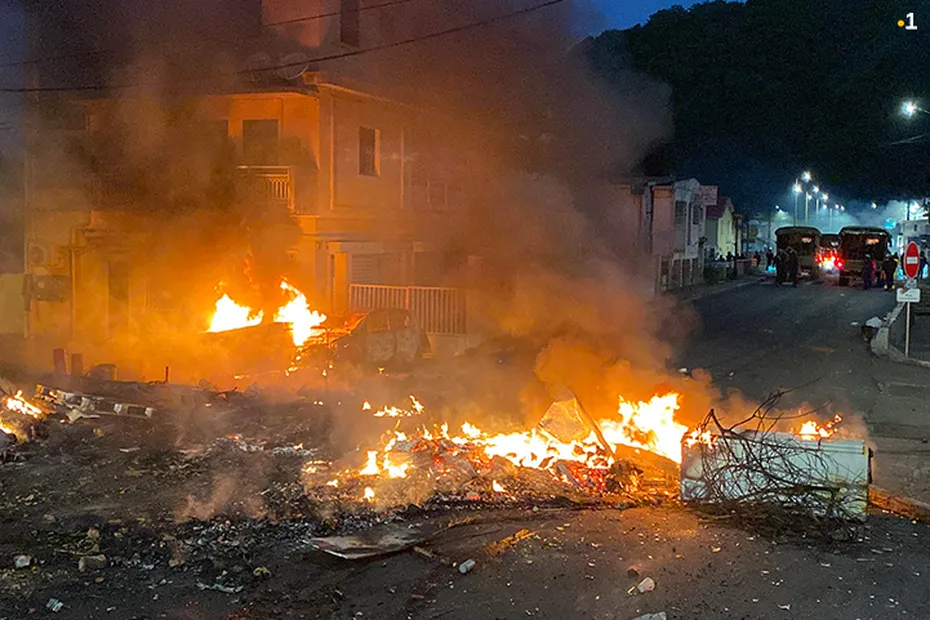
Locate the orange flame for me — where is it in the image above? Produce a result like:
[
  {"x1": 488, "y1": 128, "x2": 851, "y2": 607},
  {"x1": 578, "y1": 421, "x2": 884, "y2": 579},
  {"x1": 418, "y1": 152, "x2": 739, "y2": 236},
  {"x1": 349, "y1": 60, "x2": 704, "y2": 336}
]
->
[
  {"x1": 207, "y1": 280, "x2": 326, "y2": 346},
  {"x1": 798, "y1": 414, "x2": 842, "y2": 440},
  {"x1": 273, "y1": 280, "x2": 326, "y2": 346},
  {"x1": 208, "y1": 294, "x2": 263, "y2": 332},
  {"x1": 5, "y1": 391, "x2": 43, "y2": 419}
]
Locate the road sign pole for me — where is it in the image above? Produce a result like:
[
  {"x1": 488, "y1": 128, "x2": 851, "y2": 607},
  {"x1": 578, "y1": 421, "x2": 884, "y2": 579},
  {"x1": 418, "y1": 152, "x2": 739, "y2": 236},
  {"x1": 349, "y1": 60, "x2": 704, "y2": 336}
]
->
[{"x1": 906, "y1": 301, "x2": 912, "y2": 357}]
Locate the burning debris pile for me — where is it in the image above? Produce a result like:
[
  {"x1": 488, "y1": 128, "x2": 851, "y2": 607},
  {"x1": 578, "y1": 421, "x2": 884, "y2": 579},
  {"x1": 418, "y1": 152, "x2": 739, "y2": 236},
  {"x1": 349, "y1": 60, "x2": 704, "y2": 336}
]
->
[
  {"x1": 304, "y1": 394, "x2": 687, "y2": 509},
  {"x1": 0, "y1": 383, "x2": 49, "y2": 457}
]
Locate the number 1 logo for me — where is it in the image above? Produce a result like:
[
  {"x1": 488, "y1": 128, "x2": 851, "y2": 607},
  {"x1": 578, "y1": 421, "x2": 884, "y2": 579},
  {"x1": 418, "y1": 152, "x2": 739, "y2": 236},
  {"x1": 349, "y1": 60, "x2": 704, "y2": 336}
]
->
[{"x1": 898, "y1": 12, "x2": 917, "y2": 30}]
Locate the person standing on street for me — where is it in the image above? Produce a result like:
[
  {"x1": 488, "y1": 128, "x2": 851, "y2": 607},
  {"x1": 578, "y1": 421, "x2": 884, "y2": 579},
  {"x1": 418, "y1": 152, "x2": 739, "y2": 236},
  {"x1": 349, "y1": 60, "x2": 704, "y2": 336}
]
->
[
  {"x1": 882, "y1": 253, "x2": 898, "y2": 291},
  {"x1": 862, "y1": 253, "x2": 874, "y2": 290},
  {"x1": 786, "y1": 247, "x2": 799, "y2": 286}
]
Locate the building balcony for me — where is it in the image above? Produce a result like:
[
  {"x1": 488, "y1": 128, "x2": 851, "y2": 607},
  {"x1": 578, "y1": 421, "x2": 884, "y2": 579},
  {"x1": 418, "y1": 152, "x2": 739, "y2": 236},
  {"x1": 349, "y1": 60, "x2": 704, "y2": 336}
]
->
[{"x1": 234, "y1": 166, "x2": 295, "y2": 213}]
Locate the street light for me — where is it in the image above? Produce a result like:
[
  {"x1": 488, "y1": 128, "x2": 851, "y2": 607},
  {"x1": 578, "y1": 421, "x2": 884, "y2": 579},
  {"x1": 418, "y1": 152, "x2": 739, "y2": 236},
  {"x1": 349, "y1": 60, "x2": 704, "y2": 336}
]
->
[
  {"x1": 872, "y1": 202, "x2": 877, "y2": 209},
  {"x1": 902, "y1": 100, "x2": 924, "y2": 118},
  {"x1": 801, "y1": 171, "x2": 812, "y2": 182},
  {"x1": 792, "y1": 182, "x2": 802, "y2": 226}
]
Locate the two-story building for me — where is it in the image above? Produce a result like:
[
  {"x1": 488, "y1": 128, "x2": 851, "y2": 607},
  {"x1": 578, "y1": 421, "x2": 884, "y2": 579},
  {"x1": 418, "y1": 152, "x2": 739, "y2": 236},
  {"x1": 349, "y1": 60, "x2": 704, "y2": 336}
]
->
[{"x1": 21, "y1": 0, "x2": 488, "y2": 375}]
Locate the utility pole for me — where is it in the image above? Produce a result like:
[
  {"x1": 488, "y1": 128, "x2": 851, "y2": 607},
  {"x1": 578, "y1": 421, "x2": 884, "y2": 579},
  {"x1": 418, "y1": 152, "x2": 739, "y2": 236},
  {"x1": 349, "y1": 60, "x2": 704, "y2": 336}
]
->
[{"x1": 804, "y1": 193, "x2": 810, "y2": 225}]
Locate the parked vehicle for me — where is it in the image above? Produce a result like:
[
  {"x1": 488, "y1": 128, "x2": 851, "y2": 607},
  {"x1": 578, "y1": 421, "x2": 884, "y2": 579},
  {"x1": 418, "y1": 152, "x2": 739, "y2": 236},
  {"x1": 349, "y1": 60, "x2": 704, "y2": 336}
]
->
[
  {"x1": 776, "y1": 226, "x2": 822, "y2": 279},
  {"x1": 819, "y1": 233, "x2": 840, "y2": 272},
  {"x1": 837, "y1": 226, "x2": 890, "y2": 286}
]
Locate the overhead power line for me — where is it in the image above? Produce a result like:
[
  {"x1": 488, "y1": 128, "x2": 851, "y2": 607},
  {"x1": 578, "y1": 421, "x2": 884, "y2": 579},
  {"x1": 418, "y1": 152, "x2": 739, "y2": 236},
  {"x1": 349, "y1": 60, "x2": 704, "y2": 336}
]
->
[
  {"x1": 0, "y1": 0, "x2": 566, "y2": 94},
  {"x1": 0, "y1": 0, "x2": 423, "y2": 70}
]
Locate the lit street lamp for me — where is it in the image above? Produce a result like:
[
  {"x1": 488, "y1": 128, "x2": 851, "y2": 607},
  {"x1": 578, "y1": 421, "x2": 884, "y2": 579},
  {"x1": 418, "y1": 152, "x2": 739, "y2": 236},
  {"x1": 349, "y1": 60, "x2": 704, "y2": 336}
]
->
[
  {"x1": 801, "y1": 171, "x2": 812, "y2": 182},
  {"x1": 902, "y1": 100, "x2": 928, "y2": 118},
  {"x1": 792, "y1": 182, "x2": 802, "y2": 226}
]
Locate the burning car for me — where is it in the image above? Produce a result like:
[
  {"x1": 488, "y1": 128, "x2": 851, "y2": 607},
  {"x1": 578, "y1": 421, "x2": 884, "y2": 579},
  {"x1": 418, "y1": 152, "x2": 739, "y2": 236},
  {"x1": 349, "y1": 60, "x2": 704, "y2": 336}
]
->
[{"x1": 296, "y1": 308, "x2": 431, "y2": 372}]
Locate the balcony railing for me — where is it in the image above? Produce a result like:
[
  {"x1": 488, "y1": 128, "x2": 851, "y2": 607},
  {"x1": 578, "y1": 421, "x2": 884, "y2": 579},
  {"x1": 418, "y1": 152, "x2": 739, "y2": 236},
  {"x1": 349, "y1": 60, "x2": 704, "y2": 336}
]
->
[{"x1": 235, "y1": 166, "x2": 294, "y2": 213}]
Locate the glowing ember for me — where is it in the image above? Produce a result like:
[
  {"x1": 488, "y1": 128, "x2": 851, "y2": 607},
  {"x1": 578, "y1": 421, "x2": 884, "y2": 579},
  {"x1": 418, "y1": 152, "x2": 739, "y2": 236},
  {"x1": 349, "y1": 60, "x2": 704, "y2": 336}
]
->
[
  {"x1": 798, "y1": 414, "x2": 842, "y2": 440},
  {"x1": 362, "y1": 401, "x2": 372, "y2": 411},
  {"x1": 5, "y1": 391, "x2": 43, "y2": 419},
  {"x1": 363, "y1": 487, "x2": 375, "y2": 501},
  {"x1": 0, "y1": 421, "x2": 15, "y2": 436},
  {"x1": 273, "y1": 280, "x2": 327, "y2": 346},
  {"x1": 208, "y1": 294, "x2": 263, "y2": 332},
  {"x1": 492, "y1": 480, "x2": 506, "y2": 493},
  {"x1": 326, "y1": 479, "x2": 339, "y2": 487}
]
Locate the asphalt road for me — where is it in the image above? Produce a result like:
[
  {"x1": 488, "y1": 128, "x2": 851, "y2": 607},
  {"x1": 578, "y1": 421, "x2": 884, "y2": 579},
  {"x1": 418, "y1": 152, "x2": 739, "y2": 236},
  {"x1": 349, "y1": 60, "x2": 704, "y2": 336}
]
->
[
  {"x1": 679, "y1": 277, "x2": 896, "y2": 413},
  {"x1": 679, "y1": 276, "x2": 930, "y2": 503}
]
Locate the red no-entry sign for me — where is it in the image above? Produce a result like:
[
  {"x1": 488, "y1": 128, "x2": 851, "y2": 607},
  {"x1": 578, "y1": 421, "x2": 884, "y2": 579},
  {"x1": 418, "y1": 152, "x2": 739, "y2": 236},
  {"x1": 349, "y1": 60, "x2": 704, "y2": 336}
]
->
[{"x1": 904, "y1": 241, "x2": 921, "y2": 279}]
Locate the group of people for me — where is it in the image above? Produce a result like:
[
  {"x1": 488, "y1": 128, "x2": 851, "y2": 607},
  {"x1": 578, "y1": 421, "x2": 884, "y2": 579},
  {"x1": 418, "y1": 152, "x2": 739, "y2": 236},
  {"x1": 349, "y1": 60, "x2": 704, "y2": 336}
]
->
[
  {"x1": 773, "y1": 246, "x2": 800, "y2": 286},
  {"x1": 860, "y1": 253, "x2": 898, "y2": 291},
  {"x1": 861, "y1": 251, "x2": 929, "y2": 290}
]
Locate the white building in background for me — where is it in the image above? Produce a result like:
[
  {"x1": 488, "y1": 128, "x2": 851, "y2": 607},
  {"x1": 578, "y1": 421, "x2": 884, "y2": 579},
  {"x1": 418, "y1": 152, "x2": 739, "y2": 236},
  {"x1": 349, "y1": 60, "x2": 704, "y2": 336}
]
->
[
  {"x1": 674, "y1": 179, "x2": 707, "y2": 260},
  {"x1": 901, "y1": 219, "x2": 930, "y2": 253}
]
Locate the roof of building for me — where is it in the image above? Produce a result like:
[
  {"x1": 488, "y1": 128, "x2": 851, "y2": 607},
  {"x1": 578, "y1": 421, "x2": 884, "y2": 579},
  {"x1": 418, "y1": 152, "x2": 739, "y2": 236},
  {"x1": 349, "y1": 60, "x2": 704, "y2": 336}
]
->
[{"x1": 706, "y1": 195, "x2": 733, "y2": 220}]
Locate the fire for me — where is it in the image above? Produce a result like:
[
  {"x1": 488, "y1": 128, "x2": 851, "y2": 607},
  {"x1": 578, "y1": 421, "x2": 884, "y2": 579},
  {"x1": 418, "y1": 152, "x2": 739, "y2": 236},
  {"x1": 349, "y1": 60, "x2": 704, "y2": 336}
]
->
[
  {"x1": 344, "y1": 392, "x2": 689, "y2": 491},
  {"x1": 372, "y1": 396, "x2": 426, "y2": 418},
  {"x1": 208, "y1": 294, "x2": 263, "y2": 332},
  {"x1": 5, "y1": 391, "x2": 43, "y2": 419},
  {"x1": 363, "y1": 487, "x2": 375, "y2": 501},
  {"x1": 206, "y1": 280, "x2": 326, "y2": 346},
  {"x1": 601, "y1": 394, "x2": 686, "y2": 462},
  {"x1": 798, "y1": 414, "x2": 842, "y2": 440},
  {"x1": 273, "y1": 280, "x2": 327, "y2": 346}
]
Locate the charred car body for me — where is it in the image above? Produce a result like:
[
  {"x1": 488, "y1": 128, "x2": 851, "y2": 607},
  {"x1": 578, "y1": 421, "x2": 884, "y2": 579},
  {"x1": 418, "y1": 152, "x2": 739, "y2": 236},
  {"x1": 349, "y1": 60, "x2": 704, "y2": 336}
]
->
[{"x1": 297, "y1": 308, "x2": 431, "y2": 371}]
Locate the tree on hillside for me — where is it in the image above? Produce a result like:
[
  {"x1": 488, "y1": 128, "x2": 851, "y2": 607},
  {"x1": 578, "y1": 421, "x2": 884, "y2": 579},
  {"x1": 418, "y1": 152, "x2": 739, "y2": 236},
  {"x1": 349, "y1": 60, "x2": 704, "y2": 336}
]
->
[{"x1": 582, "y1": 0, "x2": 930, "y2": 208}]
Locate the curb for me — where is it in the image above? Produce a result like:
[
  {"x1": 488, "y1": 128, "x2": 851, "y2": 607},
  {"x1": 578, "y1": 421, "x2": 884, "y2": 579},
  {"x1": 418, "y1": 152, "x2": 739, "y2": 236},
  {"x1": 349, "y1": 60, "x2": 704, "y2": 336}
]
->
[
  {"x1": 871, "y1": 302, "x2": 930, "y2": 368},
  {"x1": 870, "y1": 485, "x2": 930, "y2": 521}
]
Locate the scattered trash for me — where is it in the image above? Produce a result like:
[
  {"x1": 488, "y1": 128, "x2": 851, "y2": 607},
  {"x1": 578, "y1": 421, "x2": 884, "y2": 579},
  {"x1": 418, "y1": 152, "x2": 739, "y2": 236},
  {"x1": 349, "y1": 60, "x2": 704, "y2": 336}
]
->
[
  {"x1": 78, "y1": 554, "x2": 107, "y2": 572},
  {"x1": 626, "y1": 566, "x2": 640, "y2": 579},
  {"x1": 253, "y1": 566, "x2": 272, "y2": 578},
  {"x1": 866, "y1": 317, "x2": 883, "y2": 329},
  {"x1": 628, "y1": 577, "x2": 655, "y2": 595},
  {"x1": 632, "y1": 613, "x2": 667, "y2": 620},
  {"x1": 46, "y1": 598, "x2": 64, "y2": 613},
  {"x1": 458, "y1": 559, "x2": 476, "y2": 574},
  {"x1": 850, "y1": 321, "x2": 859, "y2": 327},
  {"x1": 485, "y1": 529, "x2": 535, "y2": 556},
  {"x1": 13, "y1": 554, "x2": 31, "y2": 568},
  {"x1": 196, "y1": 582, "x2": 243, "y2": 594},
  {"x1": 119, "y1": 447, "x2": 141, "y2": 453},
  {"x1": 778, "y1": 604, "x2": 791, "y2": 610}
]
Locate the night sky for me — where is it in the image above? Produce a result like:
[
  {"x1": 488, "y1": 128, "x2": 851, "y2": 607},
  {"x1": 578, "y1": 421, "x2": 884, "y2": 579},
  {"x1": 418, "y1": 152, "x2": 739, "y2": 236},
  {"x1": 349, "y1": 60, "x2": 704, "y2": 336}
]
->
[{"x1": 591, "y1": 0, "x2": 710, "y2": 28}]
